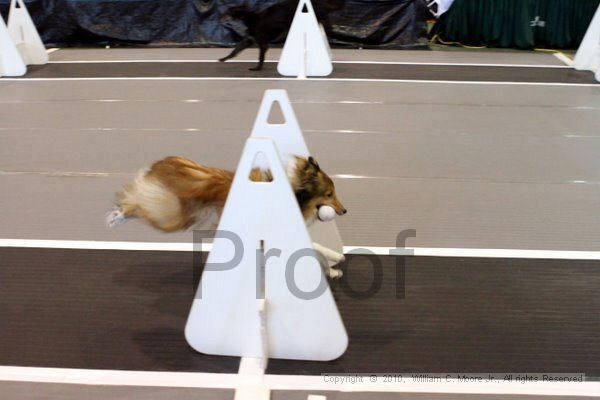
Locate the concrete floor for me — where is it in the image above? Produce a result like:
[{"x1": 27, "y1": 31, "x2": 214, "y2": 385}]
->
[{"x1": 1, "y1": 49, "x2": 599, "y2": 249}]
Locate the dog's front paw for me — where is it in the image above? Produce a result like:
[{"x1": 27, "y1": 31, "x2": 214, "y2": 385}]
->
[
  {"x1": 328, "y1": 268, "x2": 343, "y2": 279},
  {"x1": 218, "y1": 57, "x2": 227, "y2": 62},
  {"x1": 330, "y1": 253, "x2": 345, "y2": 266}
]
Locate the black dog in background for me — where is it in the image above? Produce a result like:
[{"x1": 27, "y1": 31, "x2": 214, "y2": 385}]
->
[{"x1": 219, "y1": 0, "x2": 345, "y2": 71}]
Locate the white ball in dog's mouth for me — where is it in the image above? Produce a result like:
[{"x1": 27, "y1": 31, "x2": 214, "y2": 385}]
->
[{"x1": 317, "y1": 205, "x2": 336, "y2": 222}]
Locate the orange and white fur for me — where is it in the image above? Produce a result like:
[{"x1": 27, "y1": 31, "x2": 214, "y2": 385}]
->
[{"x1": 107, "y1": 156, "x2": 347, "y2": 277}]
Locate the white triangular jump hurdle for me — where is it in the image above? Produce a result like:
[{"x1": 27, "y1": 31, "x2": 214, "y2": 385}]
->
[
  {"x1": 574, "y1": 3, "x2": 600, "y2": 72},
  {"x1": 7, "y1": 0, "x2": 48, "y2": 65},
  {"x1": 278, "y1": 0, "x2": 333, "y2": 77},
  {"x1": 0, "y1": 13, "x2": 26, "y2": 77},
  {"x1": 574, "y1": 3, "x2": 600, "y2": 81},
  {"x1": 185, "y1": 137, "x2": 348, "y2": 361},
  {"x1": 250, "y1": 89, "x2": 344, "y2": 262},
  {"x1": 320, "y1": 22, "x2": 332, "y2": 59}
]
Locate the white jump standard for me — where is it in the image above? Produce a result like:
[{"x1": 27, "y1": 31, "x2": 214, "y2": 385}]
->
[
  {"x1": 0, "y1": 11, "x2": 26, "y2": 77},
  {"x1": 185, "y1": 136, "x2": 348, "y2": 362},
  {"x1": 278, "y1": 0, "x2": 333, "y2": 78},
  {"x1": 7, "y1": 0, "x2": 48, "y2": 66},
  {"x1": 574, "y1": 2, "x2": 600, "y2": 81},
  {"x1": 0, "y1": 0, "x2": 47, "y2": 77}
]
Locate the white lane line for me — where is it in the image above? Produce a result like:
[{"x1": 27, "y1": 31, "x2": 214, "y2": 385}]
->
[
  {"x1": 2, "y1": 239, "x2": 600, "y2": 260},
  {"x1": 0, "y1": 77, "x2": 598, "y2": 87},
  {"x1": 407, "y1": 247, "x2": 600, "y2": 260},
  {"x1": 335, "y1": 60, "x2": 569, "y2": 68},
  {"x1": 553, "y1": 52, "x2": 574, "y2": 67},
  {"x1": 46, "y1": 59, "x2": 571, "y2": 68},
  {"x1": 0, "y1": 366, "x2": 596, "y2": 396},
  {"x1": 0, "y1": 239, "x2": 211, "y2": 252},
  {"x1": 46, "y1": 48, "x2": 60, "y2": 54}
]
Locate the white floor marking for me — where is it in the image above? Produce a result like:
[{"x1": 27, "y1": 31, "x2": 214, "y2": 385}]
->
[
  {"x1": 1, "y1": 76, "x2": 598, "y2": 87},
  {"x1": 2, "y1": 239, "x2": 600, "y2": 260},
  {"x1": 0, "y1": 366, "x2": 596, "y2": 396},
  {"x1": 553, "y1": 52, "x2": 574, "y2": 67},
  {"x1": 46, "y1": 48, "x2": 59, "y2": 54},
  {"x1": 0, "y1": 239, "x2": 210, "y2": 252},
  {"x1": 46, "y1": 59, "x2": 571, "y2": 68}
]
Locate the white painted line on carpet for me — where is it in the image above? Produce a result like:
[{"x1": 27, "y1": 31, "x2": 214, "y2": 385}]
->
[
  {"x1": 408, "y1": 247, "x2": 600, "y2": 260},
  {"x1": 553, "y1": 52, "x2": 574, "y2": 67},
  {"x1": 0, "y1": 366, "x2": 596, "y2": 396},
  {"x1": 1, "y1": 77, "x2": 598, "y2": 87},
  {"x1": 0, "y1": 239, "x2": 209, "y2": 252},
  {"x1": 333, "y1": 60, "x2": 570, "y2": 68},
  {"x1": 46, "y1": 59, "x2": 571, "y2": 68},
  {"x1": 2, "y1": 239, "x2": 600, "y2": 260},
  {"x1": 46, "y1": 48, "x2": 60, "y2": 54}
]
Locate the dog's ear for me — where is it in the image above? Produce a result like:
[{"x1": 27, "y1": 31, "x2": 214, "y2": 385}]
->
[{"x1": 308, "y1": 156, "x2": 320, "y2": 171}]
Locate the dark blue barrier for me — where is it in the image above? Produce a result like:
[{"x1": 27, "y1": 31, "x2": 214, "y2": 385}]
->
[{"x1": 0, "y1": 0, "x2": 429, "y2": 48}]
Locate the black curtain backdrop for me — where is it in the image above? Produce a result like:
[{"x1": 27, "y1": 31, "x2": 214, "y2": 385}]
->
[
  {"x1": 433, "y1": 0, "x2": 600, "y2": 49},
  {"x1": 0, "y1": 0, "x2": 430, "y2": 48}
]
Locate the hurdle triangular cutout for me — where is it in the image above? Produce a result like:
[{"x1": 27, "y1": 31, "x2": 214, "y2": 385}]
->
[
  {"x1": 251, "y1": 90, "x2": 309, "y2": 165},
  {"x1": 0, "y1": 14, "x2": 26, "y2": 77},
  {"x1": 250, "y1": 89, "x2": 344, "y2": 262},
  {"x1": 185, "y1": 137, "x2": 348, "y2": 361},
  {"x1": 277, "y1": 0, "x2": 332, "y2": 77},
  {"x1": 7, "y1": 0, "x2": 48, "y2": 65},
  {"x1": 574, "y1": 3, "x2": 600, "y2": 75}
]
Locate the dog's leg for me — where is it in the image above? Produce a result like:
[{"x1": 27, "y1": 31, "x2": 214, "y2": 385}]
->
[
  {"x1": 313, "y1": 242, "x2": 345, "y2": 265},
  {"x1": 106, "y1": 207, "x2": 129, "y2": 228},
  {"x1": 106, "y1": 201, "x2": 140, "y2": 228},
  {"x1": 313, "y1": 242, "x2": 344, "y2": 279},
  {"x1": 219, "y1": 37, "x2": 254, "y2": 62},
  {"x1": 249, "y1": 43, "x2": 268, "y2": 71}
]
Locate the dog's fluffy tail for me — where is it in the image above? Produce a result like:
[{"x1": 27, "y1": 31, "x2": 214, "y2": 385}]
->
[
  {"x1": 110, "y1": 157, "x2": 235, "y2": 232},
  {"x1": 114, "y1": 170, "x2": 190, "y2": 232}
]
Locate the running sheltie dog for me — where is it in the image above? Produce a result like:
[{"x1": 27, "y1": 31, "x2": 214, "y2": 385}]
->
[{"x1": 107, "y1": 155, "x2": 347, "y2": 277}]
